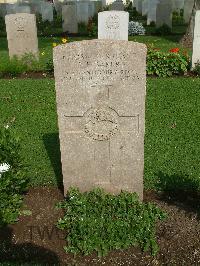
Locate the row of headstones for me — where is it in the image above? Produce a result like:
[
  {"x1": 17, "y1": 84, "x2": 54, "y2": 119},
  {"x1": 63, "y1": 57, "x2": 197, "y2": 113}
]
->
[
  {"x1": 5, "y1": 10, "x2": 200, "y2": 67},
  {"x1": 62, "y1": 1, "x2": 102, "y2": 33},
  {"x1": 0, "y1": 1, "x2": 54, "y2": 22},
  {"x1": 134, "y1": 0, "x2": 194, "y2": 28},
  {"x1": 5, "y1": 11, "x2": 128, "y2": 59}
]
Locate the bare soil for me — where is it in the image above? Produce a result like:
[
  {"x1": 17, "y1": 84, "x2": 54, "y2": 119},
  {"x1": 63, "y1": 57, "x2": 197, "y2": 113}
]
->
[{"x1": 0, "y1": 187, "x2": 200, "y2": 265}]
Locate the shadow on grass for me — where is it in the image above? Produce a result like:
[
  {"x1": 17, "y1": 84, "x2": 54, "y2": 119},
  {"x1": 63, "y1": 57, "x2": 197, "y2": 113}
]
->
[
  {"x1": 156, "y1": 171, "x2": 200, "y2": 218},
  {"x1": 43, "y1": 133, "x2": 63, "y2": 192},
  {"x1": 0, "y1": 226, "x2": 60, "y2": 264}
]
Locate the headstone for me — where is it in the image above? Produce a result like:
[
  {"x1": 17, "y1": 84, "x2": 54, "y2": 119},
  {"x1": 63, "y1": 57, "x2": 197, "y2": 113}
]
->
[
  {"x1": 62, "y1": 4, "x2": 78, "y2": 33},
  {"x1": 184, "y1": 0, "x2": 194, "y2": 23},
  {"x1": 0, "y1": 4, "x2": 7, "y2": 18},
  {"x1": 156, "y1": 1, "x2": 172, "y2": 28},
  {"x1": 53, "y1": 39, "x2": 146, "y2": 200},
  {"x1": 172, "y1": 0, "x2": 184, "y2": 11},
  {"x1": 98, "y1": 11, "x2": 129, "y2": 41},
  {"x1": 135, "y1": 0, "x2": 143, "y2": 13},
  {"x1": 41, "y1": 2, "x2": 53, "y2": 22},
  {"x1": 5, "y1": 13, "x2": 38, "y2": 59},
  {"x1": 6, "y1": 3, "x2": 18, "y2": 15},
  {"x1": 147, "y1": 0, "x2": 159, "y2": 25},
  {"x1": 76, "y1": 2, "x2": 89, "y2": 24},
  {"x1": 192, "y1": 11, "x2": 200, "y2": 68},
  {"x1": 88, "y1": 1, "x2": 95, "y2": 18},
  {"x1": 16, "y1": 5, "x2": 31, "y2": 14},
  {"x1": 111, "y1": 0, "x2": 124, "y2": 11},
  {"x1": 142, "y1": 0, "x2": 148, "y2": 16}
]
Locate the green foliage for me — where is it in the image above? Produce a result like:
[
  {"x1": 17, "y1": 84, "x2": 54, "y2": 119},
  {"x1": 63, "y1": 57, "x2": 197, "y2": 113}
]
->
[
  {"x1": 57, "y1": 187, "x2": 167, "y2": 257},
  {"x1": 147, "y1": 48, "x2": 189, "y2": 77},
  {"x1": 0, "y1": 16, "x2": 6, "y2": 37},
  {"x1": 0, "y1": 128, "x2": 29, "y2": 227},
  {"x1": 156, "y1": 24, "x2": 172, "y2": 35},
  {"x1": 87, "y1": 18, "x2": 98, "y2": 37},
  {"x1": 172, "y1": 10, "x2": 185, "y2": 26},
  {"x1": 0, "y1": 53, "x2": 39, "y2": 77}
]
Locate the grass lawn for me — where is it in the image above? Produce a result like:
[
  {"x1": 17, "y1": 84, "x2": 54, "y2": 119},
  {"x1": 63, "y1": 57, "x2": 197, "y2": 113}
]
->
[{"x1": 0, "y1": 77, "x2": 200, "y2": 191}]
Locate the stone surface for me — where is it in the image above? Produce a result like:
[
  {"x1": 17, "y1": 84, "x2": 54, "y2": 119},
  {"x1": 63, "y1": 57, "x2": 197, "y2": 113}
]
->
[
  {"x1": 192, "y1": 11, "x2": 200, "y2": 68},
  {"x1": 156, "y1": 1, "x2": 172, "y2": 28},
  {"x1": 5, "y1": 13, "x2": 38, "y2": 59},
  {"x1": 76, "y1": 2, "x2": 89, "y2": 24},
  {"x1": 98, "y1": 11, "x2": 129, "y2": 41},
  {"x1": 41, "y1": 2, "x2": 53, "y2": 22},
  {"x1": 184, "y1": 0, "x2": 194, "y2": 23},
  {"x1": 147, "y1": 0, "x2": 159, "y2": 25},
  {"x1": 142, "y1": 0, "x2": 148, "y2": 16},
  {"x1": 62, "y1": 4, "x2": 78, "y2": 33},
  {"x1": 53, "y1": 39, "x2": 146, "y2": 200},
  {"x1": 110, "y1": 0, "x2": 124, "y2": 11},
  {"x1": 172, "y1": 0, "x2": 184, "y2": 11},
  {"x1": 16, "y1": 5, "x2": 31, "y2": 14}
]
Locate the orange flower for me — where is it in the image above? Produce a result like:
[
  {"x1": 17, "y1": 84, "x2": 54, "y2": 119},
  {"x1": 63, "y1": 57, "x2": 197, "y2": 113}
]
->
[{"x1": 169, "y1": 48, "x2": 180, "y2": 53}]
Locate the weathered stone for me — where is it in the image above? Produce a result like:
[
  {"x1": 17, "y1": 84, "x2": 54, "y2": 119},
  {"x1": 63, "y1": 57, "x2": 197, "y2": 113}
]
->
[
  {"x1": 5, "y1": 13, "x2": 38, "y2": 59},
  {"x1": 53, "y1": 39, "x2": 146, "y2": 200},
  {"x1": 147, "y1": 0, "x2": 159, "y2": 25},
  {"x1": 76, "y1": 2, "x2": 89, "y2": 24},
  {"x1": 142, "y1": 0, "x2": 148, "y2": 16},
  {"x1": 192, "y1": 11, "x2": 200, "y2": 68},
  {"x1": 16, "y1": 5, "x2": 31, "y2": 14},
  {"x1": 41, "y1": 2, "x2": 53, "y2": 22},
  {"x1": 62, "y1": 4, "x2": 78, "y2": 33},
  {"x1": 184, "y1": 0, "x2": 194, "y2": 23},
  {"x1": 110, "y1": 0, "x2": 124, "y2": 11},
  {"x1": 98, "y1": 11, "x2": 129, "y2": 41},
  {"x1": 156, "y1": 1, "x2": 172, "y2": 28}
]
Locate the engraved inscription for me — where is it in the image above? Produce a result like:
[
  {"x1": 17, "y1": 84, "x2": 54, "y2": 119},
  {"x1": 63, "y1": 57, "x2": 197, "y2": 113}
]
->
[
  {"x1": 105, "y1": 15, "x2": 120, "y2": 30},
  {"x1": 84, "y1": 105, "x2": 119, "y2": 141}
]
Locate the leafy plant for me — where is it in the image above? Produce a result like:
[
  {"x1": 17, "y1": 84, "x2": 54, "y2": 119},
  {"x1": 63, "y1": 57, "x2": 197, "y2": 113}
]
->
[
  {"x1": 0, "y1": 128, "x2": 29, "y2": 227},
  {"x1": 156, "y1": 24, "x2": 172, "y2": 35},
  {"x1": 57, "y1": 187, "x2": 167, "y2": 257},
  {"x1": 87, "y1": 18, "x2": 97, "y2": 37},
  {"x1": 128, "y1": 21, "x2": 145, "y2": 36},
  {"x1": 147, "y1": 47, "x2": 190, "y2": 77}
]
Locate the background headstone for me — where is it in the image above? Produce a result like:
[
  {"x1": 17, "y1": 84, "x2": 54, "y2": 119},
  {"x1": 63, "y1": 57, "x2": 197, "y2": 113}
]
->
[
  {"x1": 110, "y1": 0, "x2": 124, "y2": 11},
  {"x1": 98, "y1": 11, "x2": 129, "y2": 41},
  {"x1": 156, "y1": 0, "x2": 172, "y2": 28},
  {"x1": 53, "y1": 40, "x2": 147, "y2": 200},
  {"x1": 62, "y1": 4, "x2": 78, "y2": 33},
  {"x1": 192, "y1": 11, "x2": 200, "y2": 68},
  {"x1": 183, "y1": 0, "x2": 195, "y2": 23},
  {"x1": 5, "y1": 13, "x2": 38, "y2": 59},
  {"x1": 142, "y1": 0, "x2": 148, "y2": 16},
  {"x1": 76, "y1": 2, "x2": 89, "y2": 24},
  {"x1": 41, "y1": 2, "x2": 53, "y2": 22},
  {"x1": 147, "y1": 0, "x2": 159, "y2": 25}
]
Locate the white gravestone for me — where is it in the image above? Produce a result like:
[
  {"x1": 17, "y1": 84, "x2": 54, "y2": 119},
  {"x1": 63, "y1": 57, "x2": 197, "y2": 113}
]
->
[
  {"x1": 147, "y1": 0, "x2": 159, "y2": 25},
  {"x1": 156, "y1": 1, "x2": 172, "y2": 28},
  {"x1": 62, "y1": 4, "x2": 78, "y2": 33},
  {"x1": 5, "y1": 13, "x2": 38, "y2": 59},
  {"x1": 41, "y1": 2, "x2": 53, "y2": 22},
  {"x1": 192, "y1": 11, "x2": 200, "y2": 68},
  {"x1": 98, "y1": 11, "x2": 129, "y2": 41},
  {"x1": 53, "y1": 40, "x2": 147, "y2": 200}
]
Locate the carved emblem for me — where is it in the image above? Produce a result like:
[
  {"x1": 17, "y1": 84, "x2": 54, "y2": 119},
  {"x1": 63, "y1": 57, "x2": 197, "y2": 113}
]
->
[
  {"x1": 84, "y1": 105, "x2": 119, "y2": 141},
  {"x1": 105, "y1": 15, "x2": 120, "y2": 30}
]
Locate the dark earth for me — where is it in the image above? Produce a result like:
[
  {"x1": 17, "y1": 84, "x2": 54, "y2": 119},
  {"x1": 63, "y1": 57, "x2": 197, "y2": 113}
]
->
[{"x1": 1, "y1": 187, "x2": 200, "y2": 265}]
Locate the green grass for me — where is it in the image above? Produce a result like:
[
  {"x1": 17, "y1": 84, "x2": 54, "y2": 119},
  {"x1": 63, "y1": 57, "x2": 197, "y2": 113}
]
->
[{"x1": 0, "y1": 78, "x2": 200, "y2": 191}]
